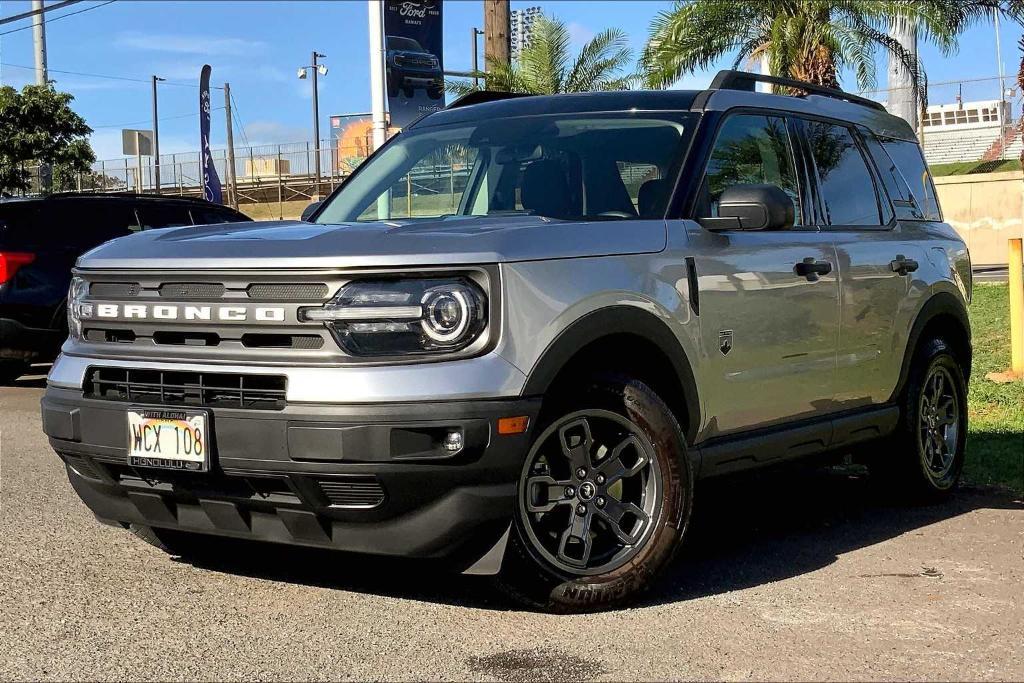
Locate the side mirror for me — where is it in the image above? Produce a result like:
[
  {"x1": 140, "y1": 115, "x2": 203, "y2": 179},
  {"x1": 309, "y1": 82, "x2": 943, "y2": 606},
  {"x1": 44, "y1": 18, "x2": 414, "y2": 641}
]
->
[
  {"x1": 698, "y1": 184, "x2": 795, "y2": 231},
  {"x1": 300, "y1": 201, "x2": 323, "y2": 222}
]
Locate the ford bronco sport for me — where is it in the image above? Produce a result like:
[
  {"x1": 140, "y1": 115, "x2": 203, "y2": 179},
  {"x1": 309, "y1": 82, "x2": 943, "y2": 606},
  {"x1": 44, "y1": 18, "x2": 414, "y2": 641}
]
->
[{"x1": 42, "y1": 71, "x2": 972, "y2": 612}]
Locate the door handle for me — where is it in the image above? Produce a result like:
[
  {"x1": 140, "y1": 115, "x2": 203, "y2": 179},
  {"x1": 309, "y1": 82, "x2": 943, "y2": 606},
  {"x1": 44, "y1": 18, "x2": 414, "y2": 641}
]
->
[
  {"x1": 890, "y1": 255, "x2": 919, "y2": 276},
  {"x1": 794, "y1": 257, "x2": 833, "y2": 282}
]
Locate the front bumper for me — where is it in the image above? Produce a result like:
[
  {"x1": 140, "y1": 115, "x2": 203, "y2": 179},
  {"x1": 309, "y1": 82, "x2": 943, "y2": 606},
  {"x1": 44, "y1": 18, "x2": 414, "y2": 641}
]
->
[{"x1": 42, "y1": 386, "x2": 540, "y2": 570}]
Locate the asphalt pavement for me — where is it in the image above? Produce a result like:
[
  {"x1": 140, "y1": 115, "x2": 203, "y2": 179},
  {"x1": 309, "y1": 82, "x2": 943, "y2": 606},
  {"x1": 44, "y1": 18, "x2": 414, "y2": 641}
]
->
[{"x1": 2, "y1": 375, "x2": 1022, "y2": 681}]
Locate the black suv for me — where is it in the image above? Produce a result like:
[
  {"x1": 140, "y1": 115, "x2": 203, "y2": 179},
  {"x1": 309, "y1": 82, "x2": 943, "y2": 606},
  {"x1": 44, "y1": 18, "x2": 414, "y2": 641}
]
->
[{"x1": 0, "y1": 193, "x2": 249, "y2": 382}]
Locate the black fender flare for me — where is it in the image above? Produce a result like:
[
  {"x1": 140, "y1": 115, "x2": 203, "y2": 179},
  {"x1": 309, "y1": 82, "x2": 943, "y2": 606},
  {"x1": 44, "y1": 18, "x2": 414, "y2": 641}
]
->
[
  {"x1": 889, "y1": 291, "x2": 972, "y2": 402},
  {"x1": 521, "y1": 306, "x2": 701, "y2": 443}
]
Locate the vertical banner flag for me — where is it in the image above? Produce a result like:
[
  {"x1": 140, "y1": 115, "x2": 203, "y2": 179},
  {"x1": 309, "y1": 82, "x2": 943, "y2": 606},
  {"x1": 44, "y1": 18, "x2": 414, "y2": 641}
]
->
[
  {"x1": 383, "y1": 0, "x2": 444, "y2": 129},
  {"x1": 199, "y1": 64, "x2": 223, "y2": 203}
]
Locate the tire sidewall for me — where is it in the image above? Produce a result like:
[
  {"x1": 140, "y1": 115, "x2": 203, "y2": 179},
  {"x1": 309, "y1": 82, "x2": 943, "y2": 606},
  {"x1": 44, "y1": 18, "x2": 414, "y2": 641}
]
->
[
  {"x1": 503, "y1": 376, "x2": 692, "y2": 612},
  {"x1": 901, "y1": 338, "x2": 969, "y2": 493}
]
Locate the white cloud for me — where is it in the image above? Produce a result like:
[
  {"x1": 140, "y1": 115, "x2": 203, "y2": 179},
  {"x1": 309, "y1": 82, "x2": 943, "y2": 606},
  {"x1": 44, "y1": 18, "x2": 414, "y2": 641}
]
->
[
  {"x1": 243, "y1": 120, "x2": 310, "y2": 146},
  {"x1": 566, "y1": 22, "x2": 596, "y2": 49},
  {"x1": 116, "y1": 32, "x2": 267, "y2": 56}
]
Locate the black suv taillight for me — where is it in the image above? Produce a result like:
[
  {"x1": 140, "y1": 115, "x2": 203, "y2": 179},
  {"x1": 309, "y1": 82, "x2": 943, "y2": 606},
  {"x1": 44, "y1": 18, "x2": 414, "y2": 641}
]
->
[{"x1": 0, "y1": 251, "x2": 35, "y2": 284}]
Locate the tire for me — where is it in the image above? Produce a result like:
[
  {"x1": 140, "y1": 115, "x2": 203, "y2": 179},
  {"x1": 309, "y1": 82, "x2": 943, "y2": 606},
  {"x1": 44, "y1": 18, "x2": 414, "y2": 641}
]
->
[
  {"x1": 387, "y1": 79, "x2": 398, "y2": 98},
  {"x1": 873, "y1": 337, "x2": 968, "y2": 498},
  {"x1": 427, "y1": 86, "x2": 443, "y2": 100},
  {"x1": 402, "y1": 86, "x2": 415, "y2": 98},
  {"x1": 129, "y1": 524, "x2": 216, "y2": 558},
  {"x1": 498, "y1": 376, "x2": 693, "y2": 613},
  {"x1": 0, "y1": 360, "x2": 29, "y2": 384}
]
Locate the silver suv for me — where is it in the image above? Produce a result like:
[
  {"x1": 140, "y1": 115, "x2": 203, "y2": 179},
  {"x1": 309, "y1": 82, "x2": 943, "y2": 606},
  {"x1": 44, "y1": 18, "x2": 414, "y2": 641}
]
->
[{"x1": 42, "y1": 71, "x2": 972, "y2": 612}]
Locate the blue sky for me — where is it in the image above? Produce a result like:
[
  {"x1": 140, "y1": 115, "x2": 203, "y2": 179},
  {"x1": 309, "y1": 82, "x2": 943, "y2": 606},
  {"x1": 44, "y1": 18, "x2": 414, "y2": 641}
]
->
[{"x1": 0, "y1": 0, "x2": 1020, "y2": 161}]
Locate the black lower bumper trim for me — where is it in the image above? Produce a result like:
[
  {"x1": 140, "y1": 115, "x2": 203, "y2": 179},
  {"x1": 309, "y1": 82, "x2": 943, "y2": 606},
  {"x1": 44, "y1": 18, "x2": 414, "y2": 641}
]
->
[{"x1": 44, "y1": 387, "x2": 540, "y2": 563}]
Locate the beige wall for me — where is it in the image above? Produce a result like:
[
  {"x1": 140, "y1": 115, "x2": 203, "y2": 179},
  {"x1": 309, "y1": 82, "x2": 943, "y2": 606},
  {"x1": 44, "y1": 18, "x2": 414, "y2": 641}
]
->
[{"x1": 934, "y1": 171, "x2": 1024, "y2": 266}]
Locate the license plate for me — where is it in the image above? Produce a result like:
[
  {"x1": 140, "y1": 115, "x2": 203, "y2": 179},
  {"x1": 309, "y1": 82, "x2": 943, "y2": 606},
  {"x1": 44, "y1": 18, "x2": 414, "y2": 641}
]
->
[{"x1": 127, "y1": 409, "x2": 209, "y2": 471}]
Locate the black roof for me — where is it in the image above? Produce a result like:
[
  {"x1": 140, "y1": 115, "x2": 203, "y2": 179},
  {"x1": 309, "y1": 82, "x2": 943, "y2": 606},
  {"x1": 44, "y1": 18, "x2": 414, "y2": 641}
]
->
[
  {"x1": 414, "y1": 90, "x2": 701, "y2": 128},
  {"x1": 416, "y1": 70, "x2": 914, "y2": 141}
]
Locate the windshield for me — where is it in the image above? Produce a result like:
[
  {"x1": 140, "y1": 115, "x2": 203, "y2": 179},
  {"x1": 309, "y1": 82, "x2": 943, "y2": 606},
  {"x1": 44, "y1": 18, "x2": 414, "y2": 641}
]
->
[
  {"x1": 315, "y1": 112, "x2": 696, "y2": 224},
  {"x1": 387, "y1": 36, "x2": 424, "y2": 52}
]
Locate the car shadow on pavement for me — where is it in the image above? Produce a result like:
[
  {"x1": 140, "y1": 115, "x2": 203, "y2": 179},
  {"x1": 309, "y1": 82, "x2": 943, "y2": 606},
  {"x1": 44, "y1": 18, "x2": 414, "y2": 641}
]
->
[
  {"x1": 171, "y1": 464, "x2": 1022, "y2": 612},
  {"x1": 646, "y1": 465, "x2": 1022, "y2": 607}
]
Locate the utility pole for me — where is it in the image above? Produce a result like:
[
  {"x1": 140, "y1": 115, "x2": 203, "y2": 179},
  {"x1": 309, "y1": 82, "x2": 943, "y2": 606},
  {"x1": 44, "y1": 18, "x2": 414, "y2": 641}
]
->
[
  {"x1": 151, "y1": 75, "x2": 164, "y2": 193},
  {"x1": 483, "y1": 0, "x2": 510, "y2": 69},
  {"x1": 31, "y1": 0, "x2": 47, "y2": 85},
  {"x1": 368, "y1": 0, "x2": 387, "y2": 152},
  {"x1": 224, "y1": 82, "x2": 238, "y2": 209}
]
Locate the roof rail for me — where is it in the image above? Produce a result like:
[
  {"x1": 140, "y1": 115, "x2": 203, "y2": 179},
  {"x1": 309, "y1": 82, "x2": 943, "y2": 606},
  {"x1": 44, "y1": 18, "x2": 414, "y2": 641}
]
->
[
  {"x1": 446, "y1": 90, "x2": 534, "y2": 110},
  {"x1": 709, "y1": 70, "x2": 886, "y2": 112}
]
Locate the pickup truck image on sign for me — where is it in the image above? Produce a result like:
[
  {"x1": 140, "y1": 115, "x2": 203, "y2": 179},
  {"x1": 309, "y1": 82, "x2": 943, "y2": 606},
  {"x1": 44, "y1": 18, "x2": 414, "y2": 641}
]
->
[{"x1": 42, "y1": 71, "x2": 972, "y2": 613}]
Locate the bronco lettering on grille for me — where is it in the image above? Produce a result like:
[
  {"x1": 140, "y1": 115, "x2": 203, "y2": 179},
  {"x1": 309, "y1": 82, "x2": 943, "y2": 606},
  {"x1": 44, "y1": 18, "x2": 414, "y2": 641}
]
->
[{"x1": 89, "y1": 304, "x2": 286, "y2": 322}]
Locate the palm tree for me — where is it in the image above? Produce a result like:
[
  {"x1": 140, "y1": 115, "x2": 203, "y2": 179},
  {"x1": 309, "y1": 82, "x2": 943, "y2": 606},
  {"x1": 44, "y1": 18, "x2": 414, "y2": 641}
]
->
[
  {"x1": 640, "y1": 0, "x2": 1017, "y2": 94},
  {"x1": 447, "y1": 15, "x2": 636, "y2": 96}
]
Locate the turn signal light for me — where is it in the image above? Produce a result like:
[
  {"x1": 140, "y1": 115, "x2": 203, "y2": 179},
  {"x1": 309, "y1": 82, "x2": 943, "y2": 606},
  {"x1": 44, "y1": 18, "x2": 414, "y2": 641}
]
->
[
  {"x1": 497, "y1": 416, "x2": 530, "y2": 435},
  {"x1": 0, "y1": 251, "x2": 35, "y2": 284}
]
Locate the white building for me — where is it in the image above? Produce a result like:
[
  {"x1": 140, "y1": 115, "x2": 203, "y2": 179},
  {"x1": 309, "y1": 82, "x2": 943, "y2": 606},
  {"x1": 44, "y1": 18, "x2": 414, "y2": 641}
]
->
[
  {"x1": 511, "y1": 6, "x2": 542, "y2": 62},
  {"x1": 917, "y1": 99, "x2": 1021, "y2": 165}
]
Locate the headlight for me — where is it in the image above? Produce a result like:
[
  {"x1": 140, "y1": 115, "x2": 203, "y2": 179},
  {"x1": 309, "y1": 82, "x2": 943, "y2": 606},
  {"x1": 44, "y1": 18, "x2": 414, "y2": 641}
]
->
[
  {"x1": 67, "y1": 276, "x2": 91, "y2": 340},
  {"x1": 301, "y1": 278, "x2": 487, "y2": 357}
]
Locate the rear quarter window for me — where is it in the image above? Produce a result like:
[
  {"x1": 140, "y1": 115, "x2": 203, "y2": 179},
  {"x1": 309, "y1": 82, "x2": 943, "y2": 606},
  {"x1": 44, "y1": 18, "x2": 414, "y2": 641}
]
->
[{"x1": 880, "y1": 138, "x2": 941, "y2": 221}]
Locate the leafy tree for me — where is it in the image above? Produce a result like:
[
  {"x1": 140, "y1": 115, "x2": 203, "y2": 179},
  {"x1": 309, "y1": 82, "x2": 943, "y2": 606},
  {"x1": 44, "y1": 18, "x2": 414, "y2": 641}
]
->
[
  {"x1": 641, "y1": 0, "x2": 1024, "y2": 95},
  {"x1": 0, "y1": 84, "x2": 95, "y2": 195},
  {"x1": 448, "y1": 14, "x2": 636, "y2": 96}
]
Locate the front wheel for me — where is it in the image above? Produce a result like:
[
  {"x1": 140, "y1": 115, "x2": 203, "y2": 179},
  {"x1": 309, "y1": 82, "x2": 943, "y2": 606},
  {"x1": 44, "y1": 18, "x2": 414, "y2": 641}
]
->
[{"x1": 498, "y1": 377, "x2": 692, "y2": 612}]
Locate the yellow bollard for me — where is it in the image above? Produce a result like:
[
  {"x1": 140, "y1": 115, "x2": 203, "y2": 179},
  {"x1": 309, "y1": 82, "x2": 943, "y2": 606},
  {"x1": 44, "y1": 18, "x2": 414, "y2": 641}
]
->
[{"x1": 1010, "y1": 238, "x2": 1024, "y2": 375}]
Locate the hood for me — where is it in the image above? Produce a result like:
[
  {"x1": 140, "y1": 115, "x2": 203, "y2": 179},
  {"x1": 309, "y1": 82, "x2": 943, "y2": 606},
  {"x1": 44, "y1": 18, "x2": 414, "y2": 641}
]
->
[{"x1": 76, "y1": 216, "x2": 667, "y2": 270}]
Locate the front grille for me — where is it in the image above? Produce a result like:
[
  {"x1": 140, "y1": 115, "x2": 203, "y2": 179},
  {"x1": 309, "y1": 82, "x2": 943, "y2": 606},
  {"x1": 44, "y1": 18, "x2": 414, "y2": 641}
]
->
[
  {"x1": 90, "y1": 282, "x2": 141, "y2": 298},
  {"x1": 318, "y1": 477, "x2": 386, "y2": 508},
  {"x1": 159, "y1": 282, "x2": 225, "y2": 299},
  {"x1": 246, "y1": 283, "x2": 329, "y2": 301},
  {"x1": 85, "y1": 367, "x2": 287, "y2": 410}
]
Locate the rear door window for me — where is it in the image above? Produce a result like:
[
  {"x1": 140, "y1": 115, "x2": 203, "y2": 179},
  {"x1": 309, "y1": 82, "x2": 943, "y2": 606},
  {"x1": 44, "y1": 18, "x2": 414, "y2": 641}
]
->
[
  {"x1": 804, "y1": 121, "x2": 884, "y2": 226},
  {"x1": 190, "y1": 205, "x2": 247, "y2": 225},
  {"x1": 861, "y1": 130, "x2": 924, "y2": 221},
  {"x1": 880, "y1": 138, "x2": 941, "y2": 221}
]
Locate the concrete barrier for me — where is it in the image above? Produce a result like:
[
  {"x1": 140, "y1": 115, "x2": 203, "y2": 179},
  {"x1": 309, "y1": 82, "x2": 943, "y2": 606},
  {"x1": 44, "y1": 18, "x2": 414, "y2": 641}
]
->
[{"x1": 933, "y1": 170, "x2": 1023, "y2": 266}]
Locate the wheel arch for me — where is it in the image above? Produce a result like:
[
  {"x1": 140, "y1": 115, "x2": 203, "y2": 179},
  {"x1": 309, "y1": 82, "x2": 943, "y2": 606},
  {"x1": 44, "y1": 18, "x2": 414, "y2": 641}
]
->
[
  {"x1": 521, "y1": 306, "x2": 701, "y2": 444},
  {"x1": 890, "y1": 291, "x2": 972, "y2": 402}
]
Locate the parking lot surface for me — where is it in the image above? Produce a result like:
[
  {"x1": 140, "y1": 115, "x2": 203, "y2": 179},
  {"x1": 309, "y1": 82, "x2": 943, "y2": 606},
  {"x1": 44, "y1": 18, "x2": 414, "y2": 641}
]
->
[{"x1": 2, "y1": 377, "x2": 1022, "y2": 681}]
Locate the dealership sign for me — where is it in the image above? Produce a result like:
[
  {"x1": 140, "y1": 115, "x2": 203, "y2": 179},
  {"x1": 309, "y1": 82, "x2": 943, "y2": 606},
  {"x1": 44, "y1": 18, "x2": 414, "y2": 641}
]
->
[{"x1": 383, "y1": 0, "x2": 444, "y2": 129}]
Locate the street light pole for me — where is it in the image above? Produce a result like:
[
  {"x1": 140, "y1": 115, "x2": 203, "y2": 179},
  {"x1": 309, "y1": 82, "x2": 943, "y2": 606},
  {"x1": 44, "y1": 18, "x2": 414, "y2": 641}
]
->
[
  {"x1": 312, "y1": 51, "x2": 323, "y2": 194},
  {"x1": 299, "y1": 52, "x2": 327, "y2": 197},
  {"x1": 152, "y1": 75, "x2": 165, "y2": 193}
]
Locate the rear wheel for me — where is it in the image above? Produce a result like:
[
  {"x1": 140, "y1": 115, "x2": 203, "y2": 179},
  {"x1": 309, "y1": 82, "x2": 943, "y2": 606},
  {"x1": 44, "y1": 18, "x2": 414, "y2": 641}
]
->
[
  {"x1": 498, "y1": 376, "x2": 692, "y2": 612},
  {"x1": 873, "y1": 337, "x2": 967, "y2": 497}
]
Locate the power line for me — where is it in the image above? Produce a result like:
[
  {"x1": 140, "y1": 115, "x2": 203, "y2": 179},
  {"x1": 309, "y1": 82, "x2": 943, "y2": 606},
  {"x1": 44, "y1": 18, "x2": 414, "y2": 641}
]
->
[
  {"x1": 92, "y1": 106, "x2": 225, "y2": 130},
  {"x1": 0, "y1": 61, "x2": 224, "y2": 89},
  {"x1": 229, "y1": 91, "x2": 250, "y2": 147},
  {"x1": 0, "y1": 0, "x2": 84, "y2": 27},
  {"x1": 0, "y1": 0, "x2": 116, "y2": 37}
]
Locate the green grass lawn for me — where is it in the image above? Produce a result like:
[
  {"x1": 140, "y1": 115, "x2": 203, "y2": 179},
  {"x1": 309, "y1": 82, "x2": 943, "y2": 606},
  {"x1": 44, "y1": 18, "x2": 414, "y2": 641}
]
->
[
  {"x1": 930, "y1": 159, "x2": 1022, "y2": 176},
  {"x1": 963, "y1": 283, "x2": 1024, "y2": 494}
]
